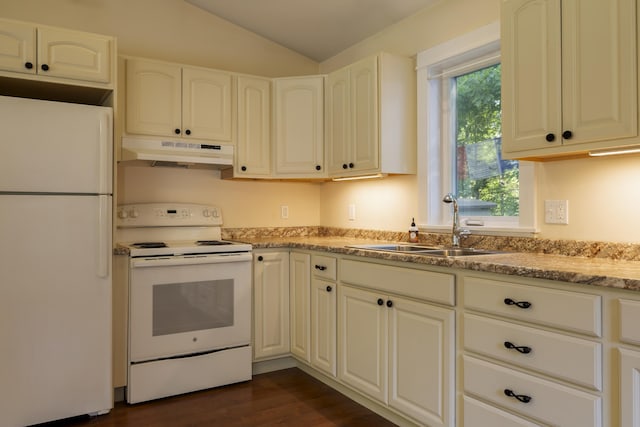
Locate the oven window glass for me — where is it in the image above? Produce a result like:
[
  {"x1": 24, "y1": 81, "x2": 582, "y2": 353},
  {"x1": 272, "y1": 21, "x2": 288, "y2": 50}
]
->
[{"x1": 152, "y1": 279, "x2": 234, "y2": 336}]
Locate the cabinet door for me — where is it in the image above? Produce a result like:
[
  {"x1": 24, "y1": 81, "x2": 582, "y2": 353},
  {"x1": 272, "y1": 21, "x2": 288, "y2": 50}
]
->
[
  {"x1": 289, "y1": 252, "x2": 310, "y2": 362},
  {"x1": 389, "y1": 297, "x2": 454, "y2": 427},
  {"x1": 501, "y1": 0, "x2": 562, "y2": 153},
  {"x1": 253, "y1": 252, "x2": 290, "y2": 359},
  {"x1": 236, "y1": 76, "x2": 271, "y2": 177},
  {"x1": 182, "y1": 67, "x2": 232, "y2": 141},
  {"x1": 274, "y1": 77, "x2": 325, "y2": 176},
  {"x1": 620, "y1": 348, "x2": 640, "y2": 427},
  {"x1": 311, "y1": 278, "x2": 336, "y2": 377},
  {"x1": 38, "y1": 26, "x2": 112, "y2": 83},
  {"x1": 338, "y1": 285, "x2": 387, "y2": 403},
  {"x1": 126, "y1": 59, "x2": 182, "y2": 137},
  {"x1": 350, "y1": 56, "x2": 379, "y2": 173},
  {"x1": 0, "y1": 19, "x2": 36, "y2": 75},
  {"x1": 326, "y1": 67, "x2": 351, "y2": 174},
  {"x1": 561, "y1": 0, "x2": 637, "y2": 146}
]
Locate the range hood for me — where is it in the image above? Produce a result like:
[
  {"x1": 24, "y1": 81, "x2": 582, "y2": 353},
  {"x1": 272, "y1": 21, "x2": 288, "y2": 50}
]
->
[{"x1": 121, "y1": 137, "x2": 233, "y2": 169}]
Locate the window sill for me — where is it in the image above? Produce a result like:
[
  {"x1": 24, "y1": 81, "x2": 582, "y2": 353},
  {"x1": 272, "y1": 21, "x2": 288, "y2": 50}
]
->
[{"x1": 421, "y1": 224, "x2": 539, "y2": 238}]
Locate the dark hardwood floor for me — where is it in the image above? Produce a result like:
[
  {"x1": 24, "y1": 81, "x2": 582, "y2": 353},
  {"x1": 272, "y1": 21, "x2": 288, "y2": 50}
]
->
[{"x1": 37, "y1": 368, "x2": 397, "y2": 427}]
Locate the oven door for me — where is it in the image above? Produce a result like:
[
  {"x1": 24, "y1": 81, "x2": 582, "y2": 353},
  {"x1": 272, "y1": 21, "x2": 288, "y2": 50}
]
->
[{"x1": 129, "y1": 252, "x2": 252, "y2": 363}]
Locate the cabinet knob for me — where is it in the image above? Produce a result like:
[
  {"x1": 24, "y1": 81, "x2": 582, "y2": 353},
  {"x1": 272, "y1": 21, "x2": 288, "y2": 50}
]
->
[
  {"x1": 24, "y1": 62, "x2": 33, "y2": 70},
  {"x1": 545, "y1": 133, "x2": 555, "y2": 142},
  {"x1": 41, "y1": 64, "x2": 49, "y2": 71},
  {"x1": 562, "y1": 130, "x2": 573, "y2": 139},
  {"x1": 257, "y1": 255, "x2": 264, "y2": 261},
  {"x1": 386, "y1": 300, "x2": 393, "y2": 308},
  {"x1": 504, "y1": 298, "x2": 532, "y2": 309},
  {"x1": 348, "y1": 162, "x2": 355, "y2": 168},
  {"x1": 174, "y1": 128, "x2": 181, "y2": 135},
  {"x1": 504, "y1": 341, "x2": 532, "y2": 354},
  {"x1": 377, "y1": 298, "x2": 384, "y2": 306},
  {"x1": 241, "y1": 166, "x2": 247, "y2": 172},
  {"x1": 342, "y1": 163, "x2": 348, "y2": 169},
  {"x1": 185, "y1": 129, "x2": 191, "y2": 135},
  {"x1": 315, "y1": 165, "x2": 321, "y2": 171},
  {"x1": 326, "y1": 285, "x2": 332, "y2": 292},
  {"x1": 315, "y1": 265, "x2": 327, "y2": 271},
  {"x1": 504, "y1": 389, "x2": 532, "y2": 404}
]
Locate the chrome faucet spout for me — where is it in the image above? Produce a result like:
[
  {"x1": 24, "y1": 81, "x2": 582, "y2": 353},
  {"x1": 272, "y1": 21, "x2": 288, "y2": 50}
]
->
[{"x1": 442, "y1": 193, "x2": 470, "y2": 247}]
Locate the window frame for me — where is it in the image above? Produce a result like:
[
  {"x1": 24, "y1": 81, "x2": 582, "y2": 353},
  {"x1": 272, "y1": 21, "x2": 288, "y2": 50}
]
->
[{"x1": 416, "y1": 21, "x2": 538, "y2": 236}]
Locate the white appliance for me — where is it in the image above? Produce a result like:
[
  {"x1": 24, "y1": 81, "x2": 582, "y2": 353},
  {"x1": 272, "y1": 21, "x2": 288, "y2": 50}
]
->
[
  {"x1": 121, "y1": 136, "x2": 234, "y2": 168},
  {"x1": 117, "y1": 203, "x2": 252, "y2": 404},
  {"x1": 0, "y1": 96, "x2": 113, "y2": 426}
]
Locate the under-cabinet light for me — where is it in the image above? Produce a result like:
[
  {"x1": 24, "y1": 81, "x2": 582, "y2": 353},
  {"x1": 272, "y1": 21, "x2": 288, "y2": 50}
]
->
[
  {"x1": 331, "y1": 173, "x2": 386, "y2": 182},
  {"x1": 588, "y1": 146, "x2": 640, "y2": 157}
]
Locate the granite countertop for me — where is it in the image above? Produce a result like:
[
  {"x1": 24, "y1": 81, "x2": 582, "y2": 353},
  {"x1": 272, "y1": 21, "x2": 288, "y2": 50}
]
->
[{"x1": 242, "y1": 236, "x2": 640, "y2": 292}]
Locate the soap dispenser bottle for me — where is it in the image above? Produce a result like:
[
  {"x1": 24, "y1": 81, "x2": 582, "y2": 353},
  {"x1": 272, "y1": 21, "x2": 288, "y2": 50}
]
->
[{"x1": 409, "y1": 218, "x2": 419, "y2": 243}]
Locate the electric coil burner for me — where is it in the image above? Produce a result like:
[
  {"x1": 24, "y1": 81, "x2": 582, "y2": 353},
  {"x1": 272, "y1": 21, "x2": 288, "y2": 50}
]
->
[{"x1": 117, "y1": 203, "x2": 252, "y2": 404}]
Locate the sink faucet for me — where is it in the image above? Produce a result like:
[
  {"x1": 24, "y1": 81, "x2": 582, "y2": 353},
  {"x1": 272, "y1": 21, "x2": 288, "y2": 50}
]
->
[{"x1": 442, "y1": 193, "x2": 471, "y2": 247}]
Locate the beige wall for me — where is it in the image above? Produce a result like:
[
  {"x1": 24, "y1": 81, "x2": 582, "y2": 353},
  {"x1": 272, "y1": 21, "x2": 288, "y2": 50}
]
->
[
  {"x1": 4, "y1": 0, "x2": 639, "y2": 242},
  {"x1": 318, "y1": 0, "x2": 640, "y2": 244}
]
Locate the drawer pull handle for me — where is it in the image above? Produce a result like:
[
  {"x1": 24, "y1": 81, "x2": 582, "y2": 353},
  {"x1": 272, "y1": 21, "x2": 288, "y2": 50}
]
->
[
  {"x1": 504, "y1": 298, "x2": 532, "y2": 309},
  {"x1": 315, "y1": 265, "x2": 327, "y2": 271},
  {"x1": 504, "y1": 341, "x2": 532, "y2": 354},
  {"x1": 504, "y1": 389, "x2": 532, "y2": 404}
]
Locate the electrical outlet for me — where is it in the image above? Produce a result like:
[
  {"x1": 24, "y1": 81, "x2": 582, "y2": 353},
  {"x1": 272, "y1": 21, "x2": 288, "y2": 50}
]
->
[
  {"x1": 544, "y1": 200, "x2": 569, "y2": 224},
  {"x1": 280, "y1": 205, "x2": 289, "y2": 219},
  {"x1": 348, "y1": 204, "x2": 356, "y2": 221}
]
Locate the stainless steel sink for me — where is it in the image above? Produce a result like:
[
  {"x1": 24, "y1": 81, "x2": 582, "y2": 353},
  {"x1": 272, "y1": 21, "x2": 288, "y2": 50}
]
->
[
  {"x1": 346, "y1": 244, "x2": 503, "y2": 257},
  {"x1": 346, "y1": 244, "x2": 440, "y2": 253}
]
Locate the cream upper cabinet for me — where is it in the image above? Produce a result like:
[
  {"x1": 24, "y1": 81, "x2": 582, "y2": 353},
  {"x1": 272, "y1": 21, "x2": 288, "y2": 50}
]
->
[
  {"x1": 236, "y1": 76, "x2": 271, "y2": 177},
  {"x1": 126, "y1": 58, "x2": 232, "y2": 142},
  {"x1": 0, "y1": 19, "x2": 113, "y2": 85},
  {"x1": 327, "y1": 53, "x2": 416, "y2": 178},
  {"x1": 273, "y1": 76, "x2": 325, "y2": 178},
  {"x1": 501, "y1": 0, "x2": 638, "y2": 159},
  {"x1": 253, "y1": 251, "x2": 290, "y2": 360}
]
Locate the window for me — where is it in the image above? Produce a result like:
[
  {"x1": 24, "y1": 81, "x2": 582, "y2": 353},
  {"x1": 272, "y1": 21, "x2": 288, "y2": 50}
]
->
[{"x1": 416, "y1": 22, "x2": 536, "y2": 235}]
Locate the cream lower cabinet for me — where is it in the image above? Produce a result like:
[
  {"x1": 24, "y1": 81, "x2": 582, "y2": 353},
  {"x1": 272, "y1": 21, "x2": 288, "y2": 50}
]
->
[
  {"x1": 339, "y1": 260, "x2": 455, "y2": 427},
  {"x1": 462, "y1": 273, "x2": 603, "y2": 427},
  {"x1": 618, "y1": 298, "x2": 640, "y2": 427},
  {"x1": 0, "y1": 18, "x2": 113, "y2": 85},
  {"x1": 289, "y1": 252, "x2": 311, "y2": 362},
  {"x1": 310, "y1": 254, "x2": 338, "y2": 377},
  {"x1": 253, "y1": 251, "x2": 290, "y2": 360}
]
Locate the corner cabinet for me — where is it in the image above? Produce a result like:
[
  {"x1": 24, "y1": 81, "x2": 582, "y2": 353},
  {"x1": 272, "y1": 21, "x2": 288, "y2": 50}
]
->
[
  {"x1": 273, "y1": 76, "x2": 325, "y2": 178},
  {"x1": 501, "y1": 0, "x2": 638, "y2": 159},
  {"x1": 253, "y1": 251, "x2": 290, "y2": 360},
  {"x1": 618, "y1": 299, "x2": 640, "y2": 427},
  {"x1": 125, "y1": 58, "x2": 233, "y2": 142},
  {"x1": 236, "y1": 75, "x2": 271, "y2": 178},
  {"x1": 326, "y1": 53, "x2": 416, "y2": 178},
  {"x1": 0, "y1": 18, "x2": 113, "y2": 86}
]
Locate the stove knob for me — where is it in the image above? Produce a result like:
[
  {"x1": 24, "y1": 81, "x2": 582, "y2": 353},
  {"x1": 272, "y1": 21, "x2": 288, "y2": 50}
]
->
[
  {"x1": 129, "y1": 209, "x2": 139, "y2": 218},
  {"x1": 203, "y1": 209, "x2": 211, "y2": 217},
  {"x1": 212, "y1": 209, "x2": 219, "y2": 218},
  {"x1": 117, "y1": 210, "x2": 128, "y2": 219}
]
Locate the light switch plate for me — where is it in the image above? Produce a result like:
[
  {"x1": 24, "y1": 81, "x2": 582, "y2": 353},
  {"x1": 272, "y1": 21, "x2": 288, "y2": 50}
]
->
[{"x1": 544, "y1": 200, "x2": 569, "y2": 224}]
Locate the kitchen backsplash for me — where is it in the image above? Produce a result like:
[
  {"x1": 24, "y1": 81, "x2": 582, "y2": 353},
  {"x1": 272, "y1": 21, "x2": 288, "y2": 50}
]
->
[{"x1": 222, "y1": 226, "x2": 640, "y2": 261}]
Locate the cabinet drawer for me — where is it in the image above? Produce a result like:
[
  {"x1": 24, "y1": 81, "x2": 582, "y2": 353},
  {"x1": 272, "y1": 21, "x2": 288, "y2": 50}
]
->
[
  {"x1": 311, "y1": 254, "x2": 336, "y2": 281},
  {"x1": 619, "y1": 299, "x2": 640, "y2": 345},
  {"x1": 341, "y1": 259, "x2": 455, "y2": 306},
  {"x1": 463, "y1": 395, "x2": 539, "y2": 427},
  {"x1": 463, "y1": 275, "x2": 601, "y2": 336},
  {"x1": 464, "y1": 314, "x2": 601, "y2": 390},
  {"x1": 464, "y1": 355, "x2": 602, "y2": 427}
]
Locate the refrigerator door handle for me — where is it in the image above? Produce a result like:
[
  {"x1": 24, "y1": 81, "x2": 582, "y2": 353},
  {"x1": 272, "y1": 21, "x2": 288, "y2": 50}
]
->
[
  {"x1": 98, "y1": 111, "x2": 113, "y2": 195},
  {"x1": 98, "y1": 195, "x2": 111, "y2": 278}
]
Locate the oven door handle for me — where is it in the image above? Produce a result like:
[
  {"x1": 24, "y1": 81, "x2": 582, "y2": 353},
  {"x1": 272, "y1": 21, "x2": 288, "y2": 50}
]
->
[{"x1": 131, "y1": 252, "x2": 252, "y2": 267}]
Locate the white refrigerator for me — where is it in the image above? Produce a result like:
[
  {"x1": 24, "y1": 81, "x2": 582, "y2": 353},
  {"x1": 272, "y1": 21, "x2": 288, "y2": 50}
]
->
[{"x1": 0, "y1": 95, "x2": 113, "y2": 426}]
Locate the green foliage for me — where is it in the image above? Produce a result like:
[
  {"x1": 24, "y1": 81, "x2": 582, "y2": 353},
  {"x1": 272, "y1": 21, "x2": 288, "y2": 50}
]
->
[{"x1": 454, "y1": 64, "x2": 519, "y2": 217}]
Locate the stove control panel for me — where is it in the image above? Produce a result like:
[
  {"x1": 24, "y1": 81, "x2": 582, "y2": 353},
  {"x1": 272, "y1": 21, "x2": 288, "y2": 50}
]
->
[{"x1": 117, "y1": 203, "x2": 222, "y2": 227}]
